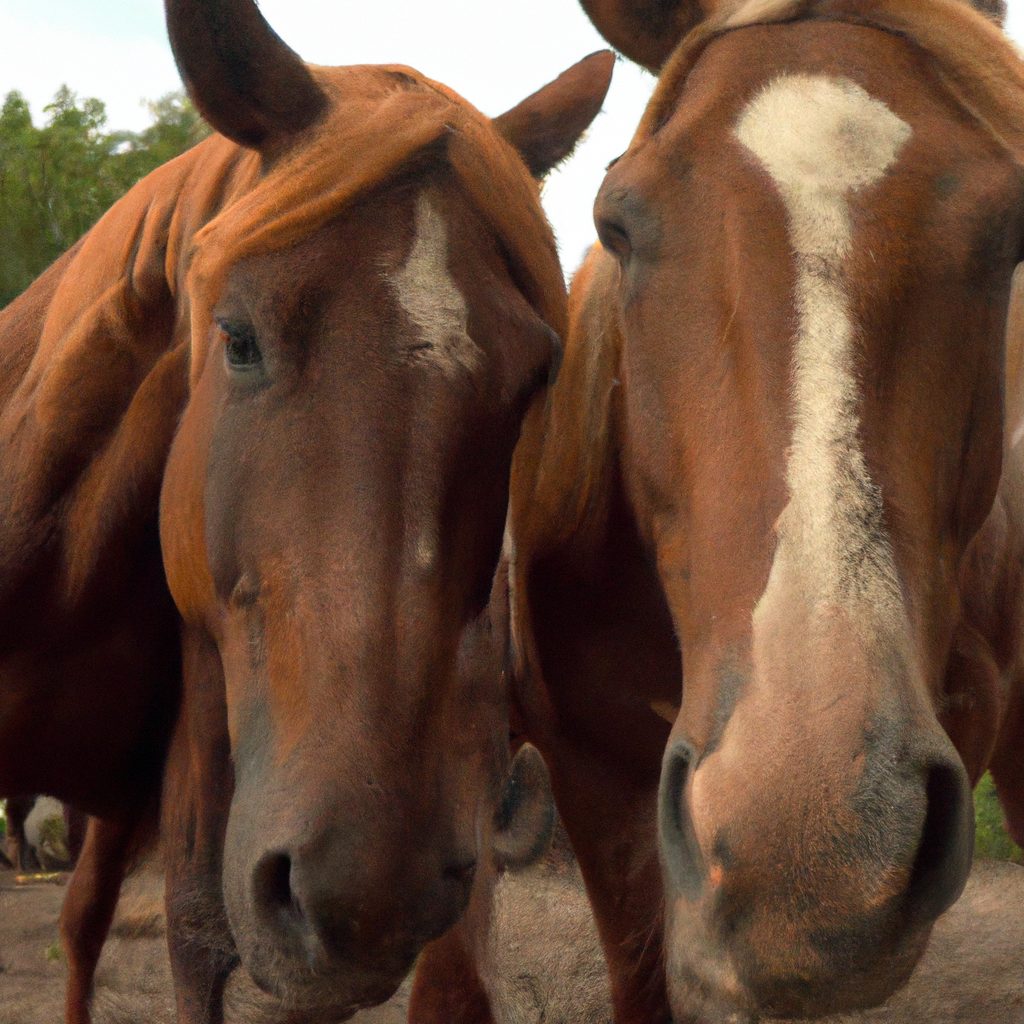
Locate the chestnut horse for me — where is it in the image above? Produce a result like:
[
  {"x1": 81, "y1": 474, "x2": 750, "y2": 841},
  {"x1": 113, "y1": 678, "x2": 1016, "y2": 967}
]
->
[
  {"x1": 503, "y1": 0, "x2": 1024, "y2": 1021},
  {"x1": 0, "y1": 0, "x2": 613, "y2": 1020}
]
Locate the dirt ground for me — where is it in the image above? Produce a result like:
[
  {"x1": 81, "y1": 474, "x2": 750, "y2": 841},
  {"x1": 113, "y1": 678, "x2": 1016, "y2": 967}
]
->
[{"x1": 1, "y1": 858, "x2": 1021, "y2": 1024}]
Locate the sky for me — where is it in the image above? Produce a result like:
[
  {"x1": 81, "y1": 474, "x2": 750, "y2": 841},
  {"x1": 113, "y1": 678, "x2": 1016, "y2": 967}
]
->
[{"x1": 0, "y1": 1, "x2": 1021, "y2": 276}]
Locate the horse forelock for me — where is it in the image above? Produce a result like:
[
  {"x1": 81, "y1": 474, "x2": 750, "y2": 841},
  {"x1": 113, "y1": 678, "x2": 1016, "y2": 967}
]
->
[
  {"x1": 637, "y1": 0, "x2": 1024, "y2": 164},
  {"x1": 184, "y1": 64, "x2": 566, "y2": 384}
]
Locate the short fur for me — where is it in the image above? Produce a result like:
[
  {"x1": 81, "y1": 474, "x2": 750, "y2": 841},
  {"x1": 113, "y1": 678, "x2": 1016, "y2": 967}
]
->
[
  {"x1": 387, "y1": 194, "x2": 483, "y2": 378},
  {"x1": 503, "y1": 0, "x2": 1024, "y2": 1020},
  {"x1": 0, "y1": 36, "x2": 612, "y2": 1023},
  {"x1": 578, "y1": 0, "x2": 1011, "y2": 70},
  {"x1": 735, "y1": 74, "x2": 910, "y2": 614}
]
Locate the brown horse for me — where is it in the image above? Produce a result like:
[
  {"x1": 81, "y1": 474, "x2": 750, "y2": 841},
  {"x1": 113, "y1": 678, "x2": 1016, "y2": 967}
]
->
[
  {"x1": 0, "y1": 0, "x2": 614, "y2": 1020},
  {"x1": 503, "y1": 0, "x2": 1024, "y2": 1020}
]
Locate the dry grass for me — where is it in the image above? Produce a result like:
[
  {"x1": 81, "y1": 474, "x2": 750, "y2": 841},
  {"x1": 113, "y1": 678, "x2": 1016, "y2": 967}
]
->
[{"x1": 3, "y1": 856, "x2": 1023, "y2": 1023}]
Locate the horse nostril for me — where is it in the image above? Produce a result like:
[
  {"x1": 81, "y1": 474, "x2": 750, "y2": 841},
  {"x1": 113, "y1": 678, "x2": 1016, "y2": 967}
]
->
[
  {"x1": 658, "y1": 740, "x2": 706, "y2": 900},
  {"x1": 253, "y1": 851, "x2": 303, "y2": 927},
  {"x1": 906, "y1": 758, "x2": 973, "y2": 927}
]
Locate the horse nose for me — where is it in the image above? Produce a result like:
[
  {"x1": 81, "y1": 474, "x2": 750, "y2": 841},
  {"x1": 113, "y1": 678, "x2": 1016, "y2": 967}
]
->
[
  {"x1": 661, "y1": 725, "x2": 975, "y2": 1017},
  {"x1": 250, "y1": 844, "x2": 477, "y2": 969}
]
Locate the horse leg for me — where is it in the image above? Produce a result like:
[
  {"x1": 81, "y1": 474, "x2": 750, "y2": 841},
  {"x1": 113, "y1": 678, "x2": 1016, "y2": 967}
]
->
[
  {"x1": 408, "y1": 920, "x2": 496, "y2": 1024},
  {"x1": 939, "y1": 621, "x2": 1003, "y2": 786},
  {"x1": 540, "y1": 740, "x2": 670, "y2": 1024},
  {"x1": 59, "y1": 814, "x2": 136, "y2": 1024},
  {"x1": 6, "y1": 794, "x2": 35, "y2": 871},
  {"x1": 408, "y1": 838, "x2": 501, "y2": 1024},
  {"x1": 64, "y1": 805, "x2": 88, "y2": 865},
  {"x1": 163, "y1": 625, "x2": 237, "y2": 1024},
  {"x1": 988, "y1": 672, "x2": 1024, "y2": 848}
]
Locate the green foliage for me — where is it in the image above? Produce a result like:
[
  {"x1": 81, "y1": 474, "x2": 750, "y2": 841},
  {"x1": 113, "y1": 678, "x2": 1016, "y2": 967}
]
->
[
  {"x1": 43, "y1": 941, "x2": 63, "y2": 963},
  {"x1": 974, "y1": 771, "x2": 1023, "y2": 864},
  {"x1": 0, "y1": 86, "x2": 209, "y2": 307}
]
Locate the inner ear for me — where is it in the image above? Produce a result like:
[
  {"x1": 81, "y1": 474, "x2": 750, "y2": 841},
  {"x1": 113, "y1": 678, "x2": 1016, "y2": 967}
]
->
[{"x1": 493, "y1": 51, "x2": 615, "y2": 179}]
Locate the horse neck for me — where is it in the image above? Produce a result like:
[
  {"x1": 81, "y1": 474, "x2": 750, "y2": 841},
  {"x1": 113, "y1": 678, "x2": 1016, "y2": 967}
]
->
[
  {"x1": 515, "y1": 244, "x2": 624, "y2": 559},
  {"x1": 0, "y1": 135, "x2": 253, "y2": 603}
]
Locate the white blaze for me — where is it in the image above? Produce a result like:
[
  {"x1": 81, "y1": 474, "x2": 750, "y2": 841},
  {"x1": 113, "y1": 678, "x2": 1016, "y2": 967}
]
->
[
  {"x1": 734, "y1": 74, "x2": 911, "y2": 618},
  {"x1": 388, "y1": 192, "x2": 483, "y2": 377}
]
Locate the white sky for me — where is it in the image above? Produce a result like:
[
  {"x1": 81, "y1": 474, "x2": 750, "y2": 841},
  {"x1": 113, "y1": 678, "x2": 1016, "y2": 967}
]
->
[{"x1": 0, "y1": 1, "x2": 1021, "y2": 276}]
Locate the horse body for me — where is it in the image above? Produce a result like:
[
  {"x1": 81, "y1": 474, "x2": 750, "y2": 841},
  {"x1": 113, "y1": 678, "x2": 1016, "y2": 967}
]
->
[
  {"x1": 959, "y1": 264, "x2": 1024, "y2": 835},
  {"x1": 0, "y1": 2, "x2": 614, "y2": 1020},
  {"x1": 506, "y1": 1, "x2": 1024, "y2": 1020},
  {"x1": 0, "y1": 139, "x2": 243, "y2": 816}
]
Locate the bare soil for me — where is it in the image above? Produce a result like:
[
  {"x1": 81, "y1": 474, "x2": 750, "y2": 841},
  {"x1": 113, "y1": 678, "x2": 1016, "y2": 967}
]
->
[{"x1": 1, "y1": 859, "x2": 1021, "y2": 1023}]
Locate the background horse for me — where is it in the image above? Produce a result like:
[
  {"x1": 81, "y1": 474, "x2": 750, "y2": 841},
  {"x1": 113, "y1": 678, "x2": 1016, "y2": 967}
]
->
[
  {"x1": 0, "y1": 0, "x2": 613, "y2": 1021},
  {"x1": 2, "y1": 796, "x2": 86, "y2": 871},
  {"x1": 502, "y1": 0, "x2": 1024, "y2": 1021}
]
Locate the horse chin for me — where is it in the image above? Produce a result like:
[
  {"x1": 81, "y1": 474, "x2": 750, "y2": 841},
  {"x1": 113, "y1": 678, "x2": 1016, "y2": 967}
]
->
[
  {"x1": 663, "y1": 889, "x2": 931, "y2": 1020},
  {"x1": 239, "y1": 933, "x2": 411, "y2": 1017}
]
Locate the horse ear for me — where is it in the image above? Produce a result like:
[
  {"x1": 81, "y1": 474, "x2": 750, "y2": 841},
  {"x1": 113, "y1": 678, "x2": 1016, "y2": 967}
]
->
[
  {"x1": 493, "y1": 51, "x2": 615, "y2": 179},
  {"x1": 578, "y1": 0, "x2": 709, "y2": 72},
  {"x1": 164, "y1": 0, "x2": 328, "y2": 152},
  {"x1": 491, "y1": 744, "x2": 556, "y2": 870},
  {"x1": 969, "y1": 0, "x2": 1006, "y2": 23}
]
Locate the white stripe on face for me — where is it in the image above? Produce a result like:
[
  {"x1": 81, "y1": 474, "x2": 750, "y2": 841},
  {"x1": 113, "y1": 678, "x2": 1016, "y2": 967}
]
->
[
  {"x1": 735, "y1": 74, "x2": 911, "y2": 617},
  {"x1": 388, "y1": 192, "x2": 483, "y2": 377}
]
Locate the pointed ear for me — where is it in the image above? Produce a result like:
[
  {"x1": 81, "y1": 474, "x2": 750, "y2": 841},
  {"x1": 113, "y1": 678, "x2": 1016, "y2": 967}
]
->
[
  {"x1": 491, "y1": 744, "x2": 556, "y2": 870},
  {"x1": 493, "y1": 51, "x2": 615, "y2": 179},
  {"x1": 578, "y1": 0, "x2": 710, "y2": 72},
  {"x1": 164, "y1": 0, "x2": 328, "y2": 153},
  {"x1": 970, "y1": 0, "x2": 1006, "y2": 23}
]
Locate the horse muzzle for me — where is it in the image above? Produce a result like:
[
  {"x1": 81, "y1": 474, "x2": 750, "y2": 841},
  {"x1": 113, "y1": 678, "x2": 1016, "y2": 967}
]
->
[
  {"x1": 221, "y1": 769, "x2": 477, "y2": 1010},
  {"x1": 658, "y1": 708, "x2": 974, "y2": 1018}
]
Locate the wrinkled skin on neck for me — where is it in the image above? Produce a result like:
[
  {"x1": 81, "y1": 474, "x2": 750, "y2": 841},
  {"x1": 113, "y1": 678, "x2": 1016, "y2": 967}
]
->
[
  {"x1": 591, "y1": 19, "x2": 1024, "y2": 1020},
  {"x1": 159, "y1": 170, "x2": 556, "y2": 1010}
]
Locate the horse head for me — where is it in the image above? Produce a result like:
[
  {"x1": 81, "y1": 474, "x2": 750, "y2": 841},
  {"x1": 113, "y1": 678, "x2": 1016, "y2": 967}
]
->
[
  {"x1": 576, "y1": 0, "x2": 1008, "y2": 73},
  {"x1": 582, "y1": 0, "x2": 1024, "y2": 1016},
  {"x1": 150, "y1": 0, "x2": 611, "y2": 1011}
]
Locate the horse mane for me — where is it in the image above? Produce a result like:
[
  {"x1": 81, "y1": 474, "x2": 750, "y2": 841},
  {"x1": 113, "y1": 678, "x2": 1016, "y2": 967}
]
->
[
  {"x1": 0, "y1": 64, "x2": 566, "y2": 607},
  {"x1": 642, "y1": 0, "x2": 1024, "y2": 165},
  {"x1": 506, "y1": 240, "x2": 622, "y2": 682},
  {"x1": 511, "y1": 242, "x2": 623, "y2": 563}
]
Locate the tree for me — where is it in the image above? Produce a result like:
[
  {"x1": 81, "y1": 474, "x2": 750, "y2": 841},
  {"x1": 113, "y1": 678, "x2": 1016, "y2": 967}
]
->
[{"x1": 0, "y1": 87, "x2": 210, "y2": 307}]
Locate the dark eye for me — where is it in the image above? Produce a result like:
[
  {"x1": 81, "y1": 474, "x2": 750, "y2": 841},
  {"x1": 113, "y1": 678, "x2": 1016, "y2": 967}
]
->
[
  {"x1": 218, "y1": 319, "x2": 262, "y2": 369},
  {"x1": 595, "y1": 215, "x2": 631, "y2": 260}
]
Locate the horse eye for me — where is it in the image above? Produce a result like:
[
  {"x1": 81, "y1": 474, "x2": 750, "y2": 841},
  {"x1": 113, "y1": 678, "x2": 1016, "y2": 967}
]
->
[
  {"x1": 595, "y1": 215, "x2": 632, "y2": 260},
  {"x1": 218, "y1": 319, "x2": 262, "y2": 369}
]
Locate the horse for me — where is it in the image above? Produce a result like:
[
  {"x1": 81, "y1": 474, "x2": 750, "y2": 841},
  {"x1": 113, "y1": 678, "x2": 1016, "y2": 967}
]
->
[
  {"x1": 501, "y1": 0, "x2": 1024, "y2": 1020},
  {"x1": 2, "y1": 795, "x2": 86, "y2": 870},
  {"x1": 0, "y1": 0, "x2": 614, "y2": 1019}
]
